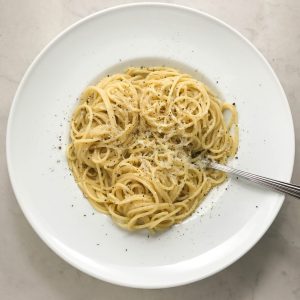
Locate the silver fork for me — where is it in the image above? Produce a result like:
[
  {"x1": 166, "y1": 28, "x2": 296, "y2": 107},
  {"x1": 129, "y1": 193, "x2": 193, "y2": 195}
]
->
[{"x1": 203, "y1": 160, "x2": 300, "y2": 199}]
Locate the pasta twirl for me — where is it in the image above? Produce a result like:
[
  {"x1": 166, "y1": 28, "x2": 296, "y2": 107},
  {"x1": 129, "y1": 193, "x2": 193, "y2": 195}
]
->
[{"x1": 67, "y1": 67, "x2": 238, "y2": 231}]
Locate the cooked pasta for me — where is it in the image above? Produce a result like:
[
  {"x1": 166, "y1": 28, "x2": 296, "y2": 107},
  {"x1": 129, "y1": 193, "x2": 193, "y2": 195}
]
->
[{"x1": 67, "y1": 67, "x2": 238, "y2": 231}]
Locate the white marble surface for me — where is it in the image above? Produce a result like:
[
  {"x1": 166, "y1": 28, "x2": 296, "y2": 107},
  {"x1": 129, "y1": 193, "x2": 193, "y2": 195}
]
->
[{"x1": 0, "y1": 0, "x2": 299, "y2": 299}]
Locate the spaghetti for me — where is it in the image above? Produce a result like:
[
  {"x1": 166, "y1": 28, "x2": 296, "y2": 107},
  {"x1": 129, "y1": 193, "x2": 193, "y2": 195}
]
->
[{"x1": 67, "y1": 67, "x2": 238, "y2": 231}]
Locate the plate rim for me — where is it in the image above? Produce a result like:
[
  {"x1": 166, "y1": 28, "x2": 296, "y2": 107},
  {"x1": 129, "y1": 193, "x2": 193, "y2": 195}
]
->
[{"x1": 6, "y1": 2, "x2": 295, "y2": 288}]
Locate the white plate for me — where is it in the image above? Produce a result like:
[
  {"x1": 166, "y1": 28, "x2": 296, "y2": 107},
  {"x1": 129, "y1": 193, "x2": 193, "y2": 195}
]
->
[{"x1": 6, "y1": 3, "x2": 295, "y2": 288}]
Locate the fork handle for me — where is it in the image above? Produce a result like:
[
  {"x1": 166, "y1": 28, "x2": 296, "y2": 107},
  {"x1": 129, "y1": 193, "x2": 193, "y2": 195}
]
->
[{"x1": 208, "y1": 161, "x2": 300, "y2": 199}]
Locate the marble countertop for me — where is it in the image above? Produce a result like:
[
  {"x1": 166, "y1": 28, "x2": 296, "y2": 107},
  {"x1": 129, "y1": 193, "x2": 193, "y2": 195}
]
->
[{"x1": 1, "y1": 0, "x2": 299, "y2": 299}]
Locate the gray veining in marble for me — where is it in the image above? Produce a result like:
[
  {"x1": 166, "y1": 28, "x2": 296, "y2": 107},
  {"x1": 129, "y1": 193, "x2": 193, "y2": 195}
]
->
[{"x1": 0, "y1": 0, "x2": 299, "y2": 299}]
